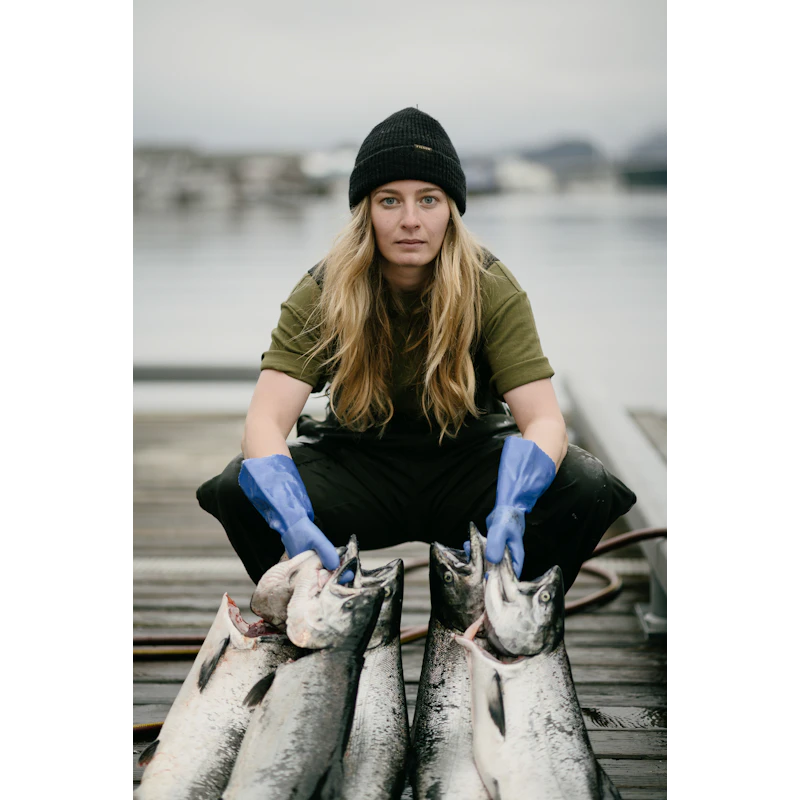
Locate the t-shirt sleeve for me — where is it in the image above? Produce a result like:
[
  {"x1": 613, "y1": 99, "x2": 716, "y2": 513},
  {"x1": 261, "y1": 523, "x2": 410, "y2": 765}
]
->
[
  {"x1": 481, "y1": 261, "x2": 554, "y2": 397},
  {"x1": 259, "y1": 273, "x2": 327, "y2": 389}
]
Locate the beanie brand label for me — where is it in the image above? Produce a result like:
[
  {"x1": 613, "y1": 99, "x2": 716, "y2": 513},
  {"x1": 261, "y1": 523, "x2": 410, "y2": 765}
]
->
[{"x1": 413, "y1": 144, "x2": 433, "y2": 151}]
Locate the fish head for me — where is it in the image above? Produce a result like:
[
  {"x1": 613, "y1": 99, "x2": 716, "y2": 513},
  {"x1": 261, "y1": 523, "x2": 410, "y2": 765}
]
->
[
  {"x1": 430, "y1": 523, "x2": 487, "y2": 632},
  {"x1": 484, "y1": 552, "x2": 565, "y2": 656},
  {"x1": 250, "y1": 550, "x2": 320, "y2": 628},
  {"x1": 287, "y1": 556, "x2": 384, "y2": 651},
  {"x1": 355, "y1": 558, "x2": 404, "y2": 647}
]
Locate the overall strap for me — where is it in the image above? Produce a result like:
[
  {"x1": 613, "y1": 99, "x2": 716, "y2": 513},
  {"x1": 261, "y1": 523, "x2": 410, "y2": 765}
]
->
[{"x1": 308, "y1": 261, "x2": 325, "y2": 288}]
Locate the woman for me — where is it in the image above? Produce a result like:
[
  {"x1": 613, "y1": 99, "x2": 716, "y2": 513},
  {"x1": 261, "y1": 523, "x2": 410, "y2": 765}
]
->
[{"x1": 196, "y1": 107, "x2": 635, "y2": 591}]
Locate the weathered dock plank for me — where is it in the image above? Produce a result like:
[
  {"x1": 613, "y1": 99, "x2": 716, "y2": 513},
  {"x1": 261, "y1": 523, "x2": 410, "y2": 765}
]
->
[{"x1": 132, "y1": 414, "x2": 667, "y2": 797}]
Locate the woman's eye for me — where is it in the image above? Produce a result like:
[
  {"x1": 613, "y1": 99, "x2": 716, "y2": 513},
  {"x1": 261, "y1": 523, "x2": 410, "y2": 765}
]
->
[
  {"x1": 421, "y1": 196, "x2": 436, "y2": 205},
  {"x1": 381, "y1": 197, "x2": 397, "y2": 206}
]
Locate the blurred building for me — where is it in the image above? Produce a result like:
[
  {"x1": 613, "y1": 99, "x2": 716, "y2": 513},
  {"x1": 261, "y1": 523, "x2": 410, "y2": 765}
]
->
[
  {"x1": 133, "y1": 146, "x2": 324, "y2": 211},
  {"x1": 494, "y1": 157, "x2": 558, "y2": 193},
  {"x1": 616, "y1": 131, "x2": 667, "y2": 188},
  {"x1": 461, "y1": 156, "x2": 499, "y2": 194},
  {"x1": 300, "y1": 146, "x2": 359, "y2": 194},
  {"x1": 517, "y1": 140, "x2": 618, "y2": 191},
  {"x1": 133, "y1": 131, "x2": 665, "y2": 212}
]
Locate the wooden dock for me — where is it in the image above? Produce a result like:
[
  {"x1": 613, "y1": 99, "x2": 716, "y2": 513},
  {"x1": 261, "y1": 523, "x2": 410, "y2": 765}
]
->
[{"x1": 133, "y1": 414, "x2": 667, "y2": 798}]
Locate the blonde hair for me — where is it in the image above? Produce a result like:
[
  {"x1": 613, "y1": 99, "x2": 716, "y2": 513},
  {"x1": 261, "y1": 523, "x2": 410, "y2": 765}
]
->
[{"x1": 306, "y1": 195, "x2": 487, "y2": 440}]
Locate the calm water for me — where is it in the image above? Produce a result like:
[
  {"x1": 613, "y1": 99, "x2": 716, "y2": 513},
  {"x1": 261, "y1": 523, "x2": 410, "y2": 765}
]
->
[{"x1": 133, "y1": 190, "x2": 666, "y2": 413}]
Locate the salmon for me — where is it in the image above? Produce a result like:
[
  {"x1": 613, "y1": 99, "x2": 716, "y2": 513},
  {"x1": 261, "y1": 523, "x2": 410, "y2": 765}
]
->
[
  {"x1": 222, "y1": 557, "x2": 384, "y2": 799},
  {"x1": 410, "y1": 524, "x2": 492, "y2": 799},
  {"x1": 135, "y1": 593, "x2": 301, "y2": 800},
  {"x1": 456, "y1": 555, "x2": 621, "y2": 799},
  {"x1": 340, "y1": 538, "x2": 409, "y2": 800}
]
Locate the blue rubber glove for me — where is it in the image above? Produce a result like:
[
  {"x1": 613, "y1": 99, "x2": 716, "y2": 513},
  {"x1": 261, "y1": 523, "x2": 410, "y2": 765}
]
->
[
  {"x1": 484, "y1": 437, "x2": 557, "y2": 578},
  {"x1": 238, "y1": 455, "x2": 354, "y2": 583}
]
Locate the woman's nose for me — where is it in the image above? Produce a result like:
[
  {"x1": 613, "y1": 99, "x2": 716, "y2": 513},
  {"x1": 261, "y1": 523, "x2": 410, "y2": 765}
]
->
[{"x1": 401, "y1": 207, "x2": 421, "y2": 228}]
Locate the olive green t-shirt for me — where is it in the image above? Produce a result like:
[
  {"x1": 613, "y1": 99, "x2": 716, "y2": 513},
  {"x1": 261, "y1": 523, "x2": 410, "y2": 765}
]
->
[{"x1": 260, "y1": 257, "x2": 554, "y2": 421}]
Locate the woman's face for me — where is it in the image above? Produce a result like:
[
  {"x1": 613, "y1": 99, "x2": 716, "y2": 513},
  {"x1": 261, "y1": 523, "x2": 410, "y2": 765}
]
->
[{"x1": 370, "y1": 180, "x2": 451, "y2": 272}]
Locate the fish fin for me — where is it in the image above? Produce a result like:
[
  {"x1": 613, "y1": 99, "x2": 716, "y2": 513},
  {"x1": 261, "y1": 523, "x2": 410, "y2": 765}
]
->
[
  {"x1": 137, "y1": 738, "x2": 159, "y2": 767},
  {"x1": 598, "y1": 763, "x2": 623, "y2": 799},
  {"x1": 317, "y1": 761, "x2": 344, "y2": 800},
  {"x1": 488, "y1": 670, "x2": 506, "y2": 738},
  {"x1": 198, "y1": 635, "x2": 230, "y2": 691},
  {"x1": 243, "y1": 670, "x2": 276, "y2": 707}
]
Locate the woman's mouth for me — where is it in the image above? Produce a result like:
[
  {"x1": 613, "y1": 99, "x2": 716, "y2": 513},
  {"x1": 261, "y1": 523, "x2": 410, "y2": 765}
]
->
[{"x1": 396, "y1": 240, "x2": 425, "y2": 246}]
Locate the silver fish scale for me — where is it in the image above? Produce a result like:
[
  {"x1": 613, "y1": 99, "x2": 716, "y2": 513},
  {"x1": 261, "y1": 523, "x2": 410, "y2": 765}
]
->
[
  {"x1": 135, "y1": 597, "x2": 300, "y2": 800},
  {"x1": 223, "y1": 649, "x2": 361, "y2": 800},
  {"x1": 467, "y1": 640, "x2": 621, "y2": 800},
  {"x1": 411, "y1": 620, "x2": 491, "y2": 800},
  {"x1": 342, "y1": 636, "x2": 409, "y2": 799}
]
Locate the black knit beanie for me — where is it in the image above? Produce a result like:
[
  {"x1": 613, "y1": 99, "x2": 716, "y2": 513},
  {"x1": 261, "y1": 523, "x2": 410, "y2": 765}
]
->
[{"x1": 349, "y1": 108, "x2": 467, "y2": 215}]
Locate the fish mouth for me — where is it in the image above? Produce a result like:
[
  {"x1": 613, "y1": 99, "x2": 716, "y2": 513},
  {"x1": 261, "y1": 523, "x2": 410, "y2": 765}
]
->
[
  {"x1": 432, "y1": 542, "x2": 472, "y2": 574},
  {"x1": 329, "y1": 557, "x2": 359, "y2": 591},
  {"x1": 225, "y1": 594, "x2": 251, "y2": 633},
  {"x1": 320, "y1": 558, "x2": 376, "y2": 604},
  {"x1": 223, "y1": 593, "x2": 273, "y2": 644},
  {"x1": 454, "y1": 614, "x2": 524, "y2": 665},
  {"x1": 490, "y1": 558, "x2": 516, "y2": 606},
  {"x1": 358, "y1": 558, "x2": 402, "y2": 590},
  {"x1": 341, "y1": 535, "x2": 360, "y2": 568},
  {"x1": 312, "y1": 534, "x2": 403, "y2": 647},
  {"x1": 466, "y1": 522, "x2": 487, "y2": 572},
  {"x1": 483, "y1": 552, "x2": 526, "y2": 655},
  {"x1": 244, "y1": 619, "x2": 285, "y2": 638},
  {"x1": 365, "y1": 557, "x2": 401, "y2": 577},
  {"x1": 432, "y1": 523, "x2": 486, "y2": 574}
]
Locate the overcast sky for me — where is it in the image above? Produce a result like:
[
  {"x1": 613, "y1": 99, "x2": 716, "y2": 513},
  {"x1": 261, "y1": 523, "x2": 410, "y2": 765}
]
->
[{"x1": 133, "y1": 0, "x2": 665, "y2": 158}]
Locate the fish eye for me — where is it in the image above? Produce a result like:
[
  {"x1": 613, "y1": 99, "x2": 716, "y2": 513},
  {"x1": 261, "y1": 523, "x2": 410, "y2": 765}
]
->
[
  {"x1": 444, "y1": 571, "x2": 454, "y2": 583},
  {"x1": 344, "y1": 599, "x2": 354, "y2": 609},
  {"x1": 540, "y1": 590, "x2": 551, "y2": 603}
]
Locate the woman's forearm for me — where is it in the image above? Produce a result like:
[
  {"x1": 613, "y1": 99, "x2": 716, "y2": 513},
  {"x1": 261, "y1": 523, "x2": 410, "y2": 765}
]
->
[
  {"x1": 520, "y1": 417, "x2": 568, "y2": 470},
  {"x1": 240, "y1": 370, "x2": 312, "y2": 460},
  {"x1": 504, "y1": 379, "x2": 568, "y2": 471},
  {"x1": 241, "y1": 415, "x2": 292, "y2": 460}
]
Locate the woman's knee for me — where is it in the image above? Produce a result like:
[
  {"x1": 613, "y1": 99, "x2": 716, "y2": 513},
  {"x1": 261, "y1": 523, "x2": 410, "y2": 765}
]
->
[
  {"x1": 218, "y1": 454, "x2": 247, "y2": 500},
  {"x1": 197, "y1": 454, "x2": 247, "y2": 517},
  {"x1": 555, "y1": 445, "x2": 614, "y2": 503},
  {"x1": 537, "y1": 444, "x2": 636, "y2": 525}
]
